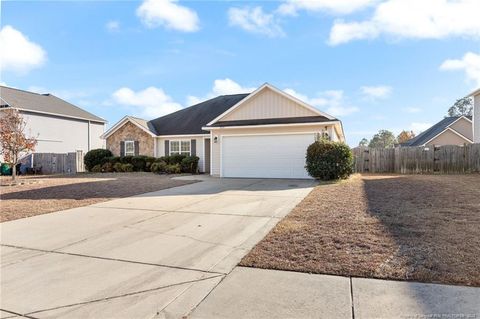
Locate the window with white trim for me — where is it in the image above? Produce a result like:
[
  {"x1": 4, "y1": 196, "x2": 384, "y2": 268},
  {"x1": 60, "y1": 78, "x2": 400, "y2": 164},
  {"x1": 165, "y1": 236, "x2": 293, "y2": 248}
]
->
[
  {"x1": 170, "y1": 140, "x2": 190, "y2": 156},
  {"x1": 125, "y1": 141, "x2": 135, "y2": 156}
]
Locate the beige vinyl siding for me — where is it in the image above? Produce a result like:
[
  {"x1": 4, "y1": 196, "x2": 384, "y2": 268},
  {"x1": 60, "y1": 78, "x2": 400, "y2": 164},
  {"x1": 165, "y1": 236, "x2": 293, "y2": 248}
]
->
[
  {"x1": 426, "y1": 130, "x2": 471, "y2": 146},
  {"x1": 449, "y1": 118, "x2": 472, "y2": 140},
  {"x1": 209, "y1": 124, "x2": 337, "y2": 176},
  {"x1": 221, "y1": 87, "x2": 318, "y2": 121},
  {"x1": 155, "y1": 136, "x2": 207, "y2": 172}
]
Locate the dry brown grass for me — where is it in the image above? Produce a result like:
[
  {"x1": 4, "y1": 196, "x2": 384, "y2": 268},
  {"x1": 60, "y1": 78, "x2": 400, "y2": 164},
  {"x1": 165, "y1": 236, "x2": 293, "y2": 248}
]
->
[
  {"x1": 0, "y1": 173, "x2": 194, "y2": 222},
  {"x1": 241, "y1": 174, "x2": 480, "y2": 286}
]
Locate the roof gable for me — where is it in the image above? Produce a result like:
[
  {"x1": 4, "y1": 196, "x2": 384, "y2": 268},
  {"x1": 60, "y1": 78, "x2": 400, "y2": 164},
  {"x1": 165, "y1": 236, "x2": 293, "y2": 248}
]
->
[
  {"x1": 207, "y1": 84, "x2": 336, "y2": 126},
  {"x1": 148, "y1": 94, "x2": 248, "y2": 135},
  {"x1": 0, "y1": 86, "x2": 105, "y2": 123},
  {"x1": 101, "y1": 116, "x2": 156, "y2": 139},
  {"x1": 404, "y1": 116, "x2": 472, "y2": 146}
]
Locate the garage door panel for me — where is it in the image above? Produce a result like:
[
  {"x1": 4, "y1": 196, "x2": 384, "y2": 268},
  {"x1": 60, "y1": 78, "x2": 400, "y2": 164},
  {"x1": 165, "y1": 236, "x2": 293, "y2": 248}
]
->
[{"x1": 222, "y1": 134, "x2": 314, "y2": 179}]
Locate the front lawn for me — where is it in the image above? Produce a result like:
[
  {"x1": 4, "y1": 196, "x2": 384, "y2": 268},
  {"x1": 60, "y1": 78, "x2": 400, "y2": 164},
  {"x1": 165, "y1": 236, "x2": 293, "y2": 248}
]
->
[
  {"x1": 0, "y1": 173, "x2": 195, "y2": 222},
  {"x1": 241, "y1": 174, "x2": 480, "y2": 286}
]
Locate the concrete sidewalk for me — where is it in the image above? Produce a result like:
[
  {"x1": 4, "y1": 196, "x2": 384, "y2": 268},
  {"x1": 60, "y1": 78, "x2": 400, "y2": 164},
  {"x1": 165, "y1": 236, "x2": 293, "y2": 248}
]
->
[{"x1": 190, "y1": 267, "x2": 480, "y2": 319}]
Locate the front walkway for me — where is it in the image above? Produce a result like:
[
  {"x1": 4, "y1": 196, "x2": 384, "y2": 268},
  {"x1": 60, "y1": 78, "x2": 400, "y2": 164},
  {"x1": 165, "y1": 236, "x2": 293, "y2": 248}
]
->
[{"x1": 0, "y1": 177, "x2": 315, "y2": 318}]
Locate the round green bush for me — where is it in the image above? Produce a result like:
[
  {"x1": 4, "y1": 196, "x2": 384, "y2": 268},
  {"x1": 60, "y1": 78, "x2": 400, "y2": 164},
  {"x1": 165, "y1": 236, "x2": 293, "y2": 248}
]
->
[
  {"x1": 131, "y1": 156, "x2": 147, "y2": 171},
  {"x1": 84, "y1": 149, "x2": 113, "y2": 171},
  {"x1": 150, "y1": 161, "x2": 167, "y2": 174},
  {"x1": 305, "y1": 140, "x2": 353, "y2": 180},
  {"x1": 181, "y1": 156, "x2": 199, "y2": 174}
]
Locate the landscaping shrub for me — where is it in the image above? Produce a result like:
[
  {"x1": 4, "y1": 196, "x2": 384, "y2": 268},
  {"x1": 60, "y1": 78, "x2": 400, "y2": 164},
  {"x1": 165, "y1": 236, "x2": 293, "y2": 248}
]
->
[
  {"x1": 165, "y1": 163, "x2": 181, "y2": 174},
  {"x1": 145, "y1": 156, "x2": 156, "y2": 172},
  {"x1": 131, "y1": 156, "x2": 148, "y2": 171},
  {"x1": 150, "y1": 161, "x2": 167, "y2": 174},
  {"x1": 101, "y1": 162, "x2": 114, "y2": 173},
  {"x1": 91, "y1": 164, "x2": 103, "y2": 173},
  {"x1": 120, "y1": 156, "x2": 134, "y2": 165},
  {"x1": 165, "y1": 154, "x2": 187, "y2": 165},
  {"x1": 122, "y1": 163, "x2": 134, "y2": 172},
  {"x1": 113, "y1": 162, "x2": 124, "y2": 172},
  {"x1": 84, "y1": 149, "x2": 112, "y2": 171},
  {"x1": 305, "y1": 139, "x2": 353, "y2": 181},
  {"x1": 181, "y1": 156, "x2": 199, "y2": 174}
]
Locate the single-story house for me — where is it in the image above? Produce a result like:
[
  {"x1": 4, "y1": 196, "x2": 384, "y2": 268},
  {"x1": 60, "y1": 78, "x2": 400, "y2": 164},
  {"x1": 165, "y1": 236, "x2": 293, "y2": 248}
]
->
[
  {"x1": 0, "y1": 85, "x2": 106, "y2": 154},
  {"x1": 403, "y1": 115, "x2": 472, "y2": 147},
  {"x1": 103, "y1": 83, "x2": 345, "y2": 179}
]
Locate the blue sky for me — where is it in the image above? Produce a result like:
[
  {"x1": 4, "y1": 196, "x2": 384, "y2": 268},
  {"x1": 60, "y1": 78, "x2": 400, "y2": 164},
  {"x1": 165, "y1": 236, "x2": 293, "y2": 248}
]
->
[{"x1": 1, "y1": 0, "x2": 479, "y2": 146}]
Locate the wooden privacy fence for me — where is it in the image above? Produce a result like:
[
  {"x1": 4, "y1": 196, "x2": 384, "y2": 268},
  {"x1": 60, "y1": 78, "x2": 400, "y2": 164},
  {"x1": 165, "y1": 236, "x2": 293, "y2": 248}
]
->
[
  {"x1": 31, "y1": 150, "x2": 85, "y2": 174},
  {"x1": 353, "y1": 144, "x2": 480, "y2": 174}
]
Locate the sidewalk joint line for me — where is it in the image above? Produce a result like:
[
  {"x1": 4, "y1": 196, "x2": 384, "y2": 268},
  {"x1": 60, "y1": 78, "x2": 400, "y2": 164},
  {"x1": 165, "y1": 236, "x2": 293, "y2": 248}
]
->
[{"x1": 0, "y1": 308, "x2": 39, "y2": 319}]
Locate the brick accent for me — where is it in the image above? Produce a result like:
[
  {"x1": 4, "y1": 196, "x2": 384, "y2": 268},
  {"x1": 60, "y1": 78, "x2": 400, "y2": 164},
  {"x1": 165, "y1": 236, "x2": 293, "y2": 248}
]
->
[{"x1": 106, "y1": 121, "x2": 154, "y2": 156}]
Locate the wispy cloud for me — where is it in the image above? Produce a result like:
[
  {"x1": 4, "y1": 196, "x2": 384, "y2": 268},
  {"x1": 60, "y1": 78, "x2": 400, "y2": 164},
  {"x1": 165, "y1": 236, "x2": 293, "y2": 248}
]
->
[
  {"x1": 136, "y1": 0, "x2": 199, "y2": 32},
  {"x1": 187, "y1": 78, "x2": 256, "y2": 105},
  {"x1": 440, "y1": 51, "x2": 480, "y2": 87},
  {"x1": 361, "y1": 85, "x2": 392, "y2": 99},
  {"x1": 284, "y1": 88, "x2": 359, "y2": 116},
  {"x1": 228, "y1": 6, "x2": 284, "y2": 37},
  {"x1": 106, "y1": 20, "x2": 120, "y2": 32}
]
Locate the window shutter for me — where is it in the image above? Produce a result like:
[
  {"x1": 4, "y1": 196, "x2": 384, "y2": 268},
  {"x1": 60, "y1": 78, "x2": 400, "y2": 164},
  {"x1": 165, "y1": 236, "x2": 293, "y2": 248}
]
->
[
  {"x1": 191, "y1": 139, "x2": 196, "y2": 156},
  {"x1": 120, "y1": 141, "x2": 125, "y2": 156},
  {"x1": 164, "y1": 140, "x2": 169, "y2": 156},
  {"x1": 134, "y1": 141, "x2": 139, "y2": 156}
]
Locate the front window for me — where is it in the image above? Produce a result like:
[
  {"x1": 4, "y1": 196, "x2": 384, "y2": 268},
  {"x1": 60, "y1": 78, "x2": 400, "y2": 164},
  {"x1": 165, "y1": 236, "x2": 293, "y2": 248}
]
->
[
  {"x1": 170, "y1": 140, "x2": 190, "y2": 156},
  {"x1": 125, "y1": 141, "x2": 135, "y2": 156}
]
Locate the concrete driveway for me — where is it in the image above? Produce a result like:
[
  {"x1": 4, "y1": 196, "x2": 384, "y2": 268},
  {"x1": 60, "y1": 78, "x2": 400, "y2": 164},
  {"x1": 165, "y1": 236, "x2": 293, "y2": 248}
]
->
[{"x1": 0, "y1": 176, "x2": 315, "y2": 318}]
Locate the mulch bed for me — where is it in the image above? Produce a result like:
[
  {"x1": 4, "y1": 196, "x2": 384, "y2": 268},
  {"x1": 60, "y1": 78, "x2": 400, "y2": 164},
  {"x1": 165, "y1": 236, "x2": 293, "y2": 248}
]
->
[
  {"x1": 241, "y1": 174, "x2": 480, "y2": 286},
  {"x1": 0, "y1": 173, "x2": 195, "y2": 222}
]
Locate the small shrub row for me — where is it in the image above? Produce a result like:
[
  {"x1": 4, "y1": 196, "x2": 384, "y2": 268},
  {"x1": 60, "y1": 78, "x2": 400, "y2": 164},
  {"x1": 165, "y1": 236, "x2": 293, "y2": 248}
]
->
[{"x1": 84, "y1": 149, "x2": 199, "y2": 174}]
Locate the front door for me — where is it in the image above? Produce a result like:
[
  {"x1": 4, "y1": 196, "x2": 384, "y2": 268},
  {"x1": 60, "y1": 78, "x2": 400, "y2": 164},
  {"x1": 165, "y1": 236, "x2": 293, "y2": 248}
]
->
[{"x1": 204, "y1": 138, "x2": 211, "y2": 174}]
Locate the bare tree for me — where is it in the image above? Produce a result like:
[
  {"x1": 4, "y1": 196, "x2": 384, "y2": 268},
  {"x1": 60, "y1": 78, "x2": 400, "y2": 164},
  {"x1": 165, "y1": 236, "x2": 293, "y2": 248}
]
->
[{"x1": 0, "y1": 109, "x2": 37, "y2": 181}]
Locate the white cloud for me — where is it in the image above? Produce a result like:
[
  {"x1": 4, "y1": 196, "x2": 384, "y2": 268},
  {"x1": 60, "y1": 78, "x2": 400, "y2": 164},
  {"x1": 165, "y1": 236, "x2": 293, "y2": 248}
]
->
[
  {"x1": 410, "y1": 122, "x2": 432, "y2": 134},
  {"x1": 187, "y1": 78, "x2": 256, "y2": 105},
  {"x1": 328, "y1": 0, "x2": 480, "y2": 45},
  {"x1": 284, "y1": 88, "x2": 359, "y2": 116},
  {"x1": 403, "y1": 107, "x2": 422, "y2": 114},
  {"x1": 136, "y1": 0, "x2": 199, "y2": 32},
  {"x1": 0, "y1": 25, "x2": 46, "y2": 74},
  {"x1": 277, "y1": 0, "x2": 377, "y2": 16},
  {"x1": 440, "y1": 51, "x2": 480, "y2": 87},
  {"x1": 361, "y1": 85, "x2": 392, "y2": 99},
  {"x1": 112, "y1": 87, "x2": 182, "y2": 118},
  {"x1": 106, "y1": 20, "x2": 120, "y2": 32},
  {"x1": 228, "y1": 6, "x2": 284, "y2": 37}
]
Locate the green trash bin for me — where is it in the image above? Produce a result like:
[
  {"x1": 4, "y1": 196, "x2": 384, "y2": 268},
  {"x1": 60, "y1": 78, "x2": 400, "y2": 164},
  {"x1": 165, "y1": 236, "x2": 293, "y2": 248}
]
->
[{"x1": 1, "y1": 163, "x2": 12, "y2": 176}]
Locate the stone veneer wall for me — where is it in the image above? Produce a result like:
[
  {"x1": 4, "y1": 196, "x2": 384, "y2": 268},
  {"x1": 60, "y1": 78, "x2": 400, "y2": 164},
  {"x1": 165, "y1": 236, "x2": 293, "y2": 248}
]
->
[{"x1": 106, "y1": 121, "x2": 154, "y2": 156}]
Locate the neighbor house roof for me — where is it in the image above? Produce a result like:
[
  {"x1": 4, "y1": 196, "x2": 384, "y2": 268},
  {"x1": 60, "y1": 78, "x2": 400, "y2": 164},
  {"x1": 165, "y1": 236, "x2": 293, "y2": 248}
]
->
[
  {"x1": 403, "y1": 116, "x2": 472, "y2": 146},
  {"x1": 149, "y1": 94, "x2": 249, "y2": 135},
  {"x1": 0, "y1": 85, "x2": 106, "y2": 123}
]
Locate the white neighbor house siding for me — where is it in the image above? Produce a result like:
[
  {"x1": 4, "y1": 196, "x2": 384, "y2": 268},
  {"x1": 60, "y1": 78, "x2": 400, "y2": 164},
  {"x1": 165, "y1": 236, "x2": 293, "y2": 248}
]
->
[
  {"x1": 221, "y1": 87, "x2": 318, "y2": 121},
  {"x1": 209, "y1": 124, "x2": 339, "y2": 176},
  {"x1": 155, "y1": 136, "x2": 207, "y2": 172},
  {"x1": 474, "y1": 92, "x2": 480, "y2": 143},
  {"x1": 22, "y1": 112, "x2": 105, "y2": 153}
]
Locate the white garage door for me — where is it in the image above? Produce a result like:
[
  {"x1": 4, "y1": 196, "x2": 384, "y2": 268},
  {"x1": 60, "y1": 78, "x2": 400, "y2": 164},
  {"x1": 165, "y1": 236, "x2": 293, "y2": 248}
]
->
[{"x1": 222, "y1": 134, "x2": 314, "y2": 179}]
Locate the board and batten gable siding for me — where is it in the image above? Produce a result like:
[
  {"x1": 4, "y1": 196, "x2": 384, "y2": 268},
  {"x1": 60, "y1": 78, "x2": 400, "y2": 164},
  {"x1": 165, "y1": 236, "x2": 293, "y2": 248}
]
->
[
  {"x1": 220, "y1": 87, "x2": 318, "y2": 121},
  {"x1": 209, "y1": 124, "x2": 337, "y2": 176},
  {"x1": 449, "y1": 117, "x2": 473, "y2": 140},
  {"x1": 106, "y1": 121, "x2": 154, "y2": 156},
  {"x1": 21, "y1": 111, "x2": 105, "y2": 153},
  {"x1": 426, "y1": 129, "x2": 470, "y2": 146},
  {"x1": 155, "y1": 136, "x2": 206, "y2": 172}
]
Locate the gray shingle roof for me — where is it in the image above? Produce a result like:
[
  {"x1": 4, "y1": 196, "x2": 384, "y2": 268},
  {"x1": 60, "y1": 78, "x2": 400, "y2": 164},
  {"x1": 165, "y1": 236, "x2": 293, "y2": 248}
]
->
[
  {"x1": 148, "y1": 94, "x2": 249, "y2": 135},
  {"x1": 0, "y1": 86, "x2": 106, "y2": 123},
  {"x1": 403, "y1": 116, "x2": 471, "y2": 146},
  {"x1": 129, "y1": 116, "x2": 158, "y2": 135}
]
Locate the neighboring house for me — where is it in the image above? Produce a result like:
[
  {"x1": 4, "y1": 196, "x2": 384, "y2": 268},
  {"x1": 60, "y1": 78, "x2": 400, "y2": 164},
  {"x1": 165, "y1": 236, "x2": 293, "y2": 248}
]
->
[
  {"x1": 403, "y1": 116, "x2": 473, "y2": 147},
  {"x1": 103, "y1": 83, "x2": 345, "y2": 179},
  {"x1": 469, "y1": 88, "x2": 480, "y2": 143},
  {"x1": 0, "y1": 86, "x2": 106, "y2": 154}
]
